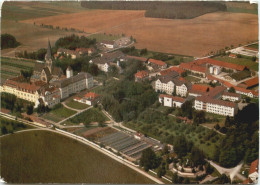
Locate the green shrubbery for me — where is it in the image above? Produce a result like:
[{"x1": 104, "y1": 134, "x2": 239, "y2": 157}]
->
[{"x1": 1, "y1": 33, "x2": 20, "y2": 49}]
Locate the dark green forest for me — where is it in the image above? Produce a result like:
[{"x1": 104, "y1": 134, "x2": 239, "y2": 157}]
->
[
  {"x1": 1, "y1": 33, "x2": 20, "y2": 50},
  {"x1": 81, "y1": 1, "x2": 227, "y2": 19}
]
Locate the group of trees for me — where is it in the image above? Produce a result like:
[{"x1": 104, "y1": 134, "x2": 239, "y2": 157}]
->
[
  {"x1": 81, "y1": 1, "x2": 227, "y2": 19},
  {"x1": 1, "y1": 92, "x2": 34, "y2": 116},
  {"x1": 101, "y1": 80, "x2": 157, "y2": 122},
  {"x1": 55, "y1": 34, "x2": 96, "y2": 50},
  {"x1": 15, "y1": 48, "x2": 47, "y2": 60},
  {"x1": 213, "y1": 103, "x2": 259, "y2": 167},
  {"x1": 1, "y1": 33, "x2": 20, "y2": 50},
  {"x1": 1, "y1": 117, "x2": 27, "y2": 135}
]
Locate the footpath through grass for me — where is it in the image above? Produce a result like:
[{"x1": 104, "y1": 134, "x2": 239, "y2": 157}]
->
[
  {"x1": 1, "y1": 130, "x2": 154, "y2": 183},
  {"x1": 42, "y1": 104, "x2": 76, "y2": 122},
  {"x1": 63, "y1": 108, "x2": 108, "y2": 125}
]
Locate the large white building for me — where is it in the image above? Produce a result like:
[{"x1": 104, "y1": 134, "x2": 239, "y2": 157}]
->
[
  {"x1": 194, "y1": 96, "x2": 237, "y2": 117},
  {"x1": 0, "y1": 77, "x2": 60, "y2": 108},
  {"x1": 155, "y1": 72, "x2": 191, "y2": 97},
  {"x1": 221, "y1": 91, "x2": 241, "y2": 102},
  {"x1": 51, "y1": 69, "x2": 93, "y2": 100}
]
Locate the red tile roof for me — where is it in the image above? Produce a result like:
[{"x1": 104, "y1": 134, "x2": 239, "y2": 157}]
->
[
  {"x1": 229, "y1": 53, "x2": 237, "y2": 58},
  {"x1": 84, "y1": 92, "x2": 100, "y2": 100},
  {"x1": 148, "y1": 58, "x2": 166, "y2": 66},
  {"x1": 135, "y1": 70, "x2": 149, "y2": 79},
  {"x1": 179, "y1": 62, "x2": 206, "y2": 73},
  {"x1": 201, "y1": 58, "x2": 246, "y2": 71},
  {"x1": 240, "y1": 77, "x2": 259, "y2": 88},
  {"x1": 222, "y1": 91, "x2": 240, "y2": 98},
  {"x1": 249, "y1": 159, "x2": 259, "y2": 175},
  {"x1": 4, "y1": 76, "x2": 46, "y2": 93},
  {"x1": 159, "y1": 94, "x2": 186, "y2": 103},
  {"x1": 208, "y1": 86, "x2": 226, "y2": 98},
  {"x1": 190, "y1": 84, "x2": 212, "y2": 93},
  {"x1": 160, "y1": 66, "x2": 184, "y2": 76}
]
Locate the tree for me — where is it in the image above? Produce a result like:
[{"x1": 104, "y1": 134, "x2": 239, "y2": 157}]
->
[
  {"x1": 193, "y1": 111, "x2": 206, "y2": 125},
  {"x1": 183, "y1": 178, "x2": 190, "y2": 184},
  {"x1": 191, "y1": 146, "x2": 205, "y2": 167},
  {"x1": 108, "y1": 65, "x2": 119, "y2": 76},
  {"x1": 228, "y1": 87, "x2": 236, "y2": 93},
  {"x1": 172, "y1": 172, "x2": 179, "y2": 183},
  {"x1": 89, "y1": 64, "x2": 99, "y2": 76},
  {"x1": 172, "y1": 86, "x2": 176, "y2": 96},
  {"x1": 140, "y1": 148, "x2": 160, "y2": 171},
  {"x1": 181, "y1": 71, "x2": 187, "y2": 77},
  {"x1": 224, "y1": 116, "x2": 232, "y2": 127},
  {"x1": 214, "y1": 123, "x2": 220, "y2": 130},
  {"x1": 162, "y1": 144, "x2": 169, "y2": 155},
  {"x1": 1, "y1": 126, "x2": 8, "y2": 135},
  {"x1": 1, "y1": 33, "x2": 20, "y2": 49},
  {"x1": 140, "y1": 48, "x2": 148, "y2": 55},
  {"x1": 26, "y1": 104, "x2": 34, "y2": 115}
]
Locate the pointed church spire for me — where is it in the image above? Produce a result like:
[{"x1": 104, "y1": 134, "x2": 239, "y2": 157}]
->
[{"x1": 46, "y1": 39, "x2": 52, "y2": 60}]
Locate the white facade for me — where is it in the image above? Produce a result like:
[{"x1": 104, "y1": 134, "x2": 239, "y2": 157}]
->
[
  {"x1": 58, "y1": 77, "x2": 93, "y2": 99},
  {"x1": 194, "y1": 99, "x2": 236, "y2": 117},
  {"x1": 155, "y1": 79, "x2": 188, "y2": 97},
  {"x1": 249, "y1": 172, "x2": 258, "y2": 184},
  {"x1": 155, "y1": 79, "x2": 174, "y2": 94},
  {"x1": 159, "y1": 95, "x2": 184, "y2": 108},
  {"x1": 176, "y1": 84, "x2": 188, "y2": 97},
  {"x1": 222, "y1": 95, "x2": 240, "y2": 102},
  {"x1": 97, "y1": 63, "x2": 110, "y2": 72}
]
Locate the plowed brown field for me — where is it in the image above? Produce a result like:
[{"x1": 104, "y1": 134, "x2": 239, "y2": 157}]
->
[{"x1": 19, "y1": 10, "x2": 259, "y2": 57}]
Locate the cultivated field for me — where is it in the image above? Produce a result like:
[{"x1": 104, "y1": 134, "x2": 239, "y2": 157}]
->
[
  {"x1": 0, "y1": 57, "x2": 35, "y2": 83},
  {"x1": 20, "y1": 9, "x2": 258, "y2": 57},
  {"x1": 1, "y1": 130, "x2": 154, "y2": 183}
]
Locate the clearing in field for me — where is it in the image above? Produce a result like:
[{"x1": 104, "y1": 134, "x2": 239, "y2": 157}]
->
[
  {"x1": 21, "y1": 10, "x2": 258, "y2": 57},
  {"x1": 1, "y1": 130, "x2": 154, "y2": 183}
]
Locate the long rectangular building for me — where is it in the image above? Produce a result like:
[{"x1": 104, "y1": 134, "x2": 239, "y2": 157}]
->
[{"x1": 194, "y1": 96, "x2": 237, "y2": 117}]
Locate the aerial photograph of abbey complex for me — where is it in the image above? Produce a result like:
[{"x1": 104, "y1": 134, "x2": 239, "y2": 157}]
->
[{"x1": 0, "y1": 1, "x2": 259, "y2": 184}]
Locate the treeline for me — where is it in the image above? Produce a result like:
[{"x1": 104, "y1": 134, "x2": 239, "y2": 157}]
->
[
  {"x1": 1, "y1": 117, "x2": 28, "y2": 135},
  {"x1": 15, "y1": 48, "x2": 47, "y2": 61},
  {"x1": 1, "y1": 33, "x2": 20, "y2": 50},
  {"x1": 81, "y1": 1, "x2": 227, "y2": 19},
  {"x1": 55, "y1": 34, "x2": 96, "y2": 50}
]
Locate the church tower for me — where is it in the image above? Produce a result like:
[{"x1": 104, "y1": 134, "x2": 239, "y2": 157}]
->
[{"x1": 45, "y1": 39, "x2": 53, "y2": 74}]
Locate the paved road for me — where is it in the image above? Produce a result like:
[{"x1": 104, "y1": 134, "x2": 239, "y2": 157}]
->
[{"x1": 206, "y1": 160, "x2": 245, "y2": 181}]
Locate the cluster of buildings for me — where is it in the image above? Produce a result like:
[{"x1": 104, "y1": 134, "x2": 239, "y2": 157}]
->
[
  {"x1": 100, "y1": 37, "x2": 131, "y2": 49},
  {"x1": 0, "y1": 41, "x2": 93, "y2": 108},
  {"x1": 89, "y1": 50, "x2": 126, "y2": 73},
  {"x1": 55, "y1": 47, "x2": 96, "y2": 59}
]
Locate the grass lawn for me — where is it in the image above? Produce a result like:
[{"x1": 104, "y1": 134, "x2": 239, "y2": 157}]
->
[
  {"x1": 0, "y1": 116, "x2": 34, "y2": 135},
  {"x1": 247, "y1": 43, "x2": 259, "y2": 49},
  {"x1": 87, "y1": 33, "x2": 121, "y2": 42},
  {"x1": 42, "y1": 104, "x2": 76, "y2": 122},
  {"x1": 63, "y1": 108, "x2": 108, "y2": 125},
  {"x1": 65, "y1": 100, "x2": 89, "y2": 110},
  {"x1": 184, "y1": 75, "x2": 201, "y2": 83},
  {"x1": 0, "y1": 130, "x2": 154, "y2": 183},
  {"x1": 214, "y1": 56, "x2": 258, "y2": 71}
]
